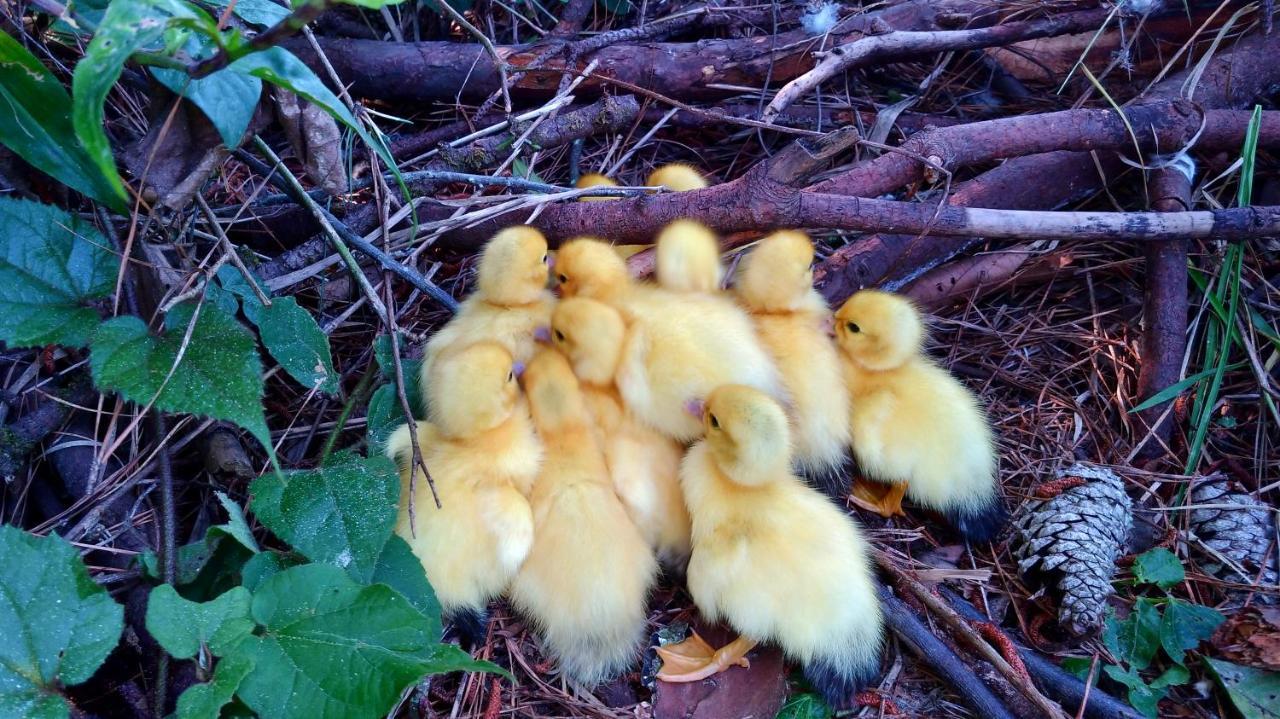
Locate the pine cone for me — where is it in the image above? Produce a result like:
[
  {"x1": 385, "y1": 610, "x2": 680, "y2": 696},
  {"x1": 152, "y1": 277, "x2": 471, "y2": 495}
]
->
[
  {"x1": 1189, "y1": 478, "x2": 1278, "y2": 604},
  {"x1": 1011, "y1": 462, "x2": 1133, "y2": 635}
]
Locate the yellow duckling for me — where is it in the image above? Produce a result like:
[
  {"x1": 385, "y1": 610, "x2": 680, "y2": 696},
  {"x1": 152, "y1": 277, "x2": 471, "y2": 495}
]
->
[
  {"x1": 548, "y1": 297, "x2": 691, "y2": 568},
  {"x1": 553, "y1": 237, "x2": 785, "y2": 441},
  {"x1": 646, "y1": 163, "x2": 708, "y2": 192},
  {"x1": 834, "y1": 290, "x2": 1006, "y2": 542},
  {"x1": 385, "y1": 341, "x2": 541, "y2": 642},
  {"x1": 509, "y1": 350, "x2": 658, "y2": 686},
  {"x1": 420, "y1": 226, "x2": 553, "y2": 396},
  {"x1": 655, "y1": 219, "x2": 724, "y2": 294},
  {"x1": 659, "y1": 385, "x2": 883, "y2": 710},
  {"x1": 575, "y1": 172, "x2": 619, "y2": 203},
  {"x1": 734, "y1": 230, "x2": 852, "y2": 494}
]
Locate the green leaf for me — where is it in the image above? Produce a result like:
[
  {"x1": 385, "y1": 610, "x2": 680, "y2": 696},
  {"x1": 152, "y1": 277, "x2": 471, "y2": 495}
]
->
[
  {"x1": 249, "y1": 451, "x2": 399, "y2": 583},
  {"x1": 1204, "y1": 657, "x2": 1280, "y2": 719},
  {"x1": 153, "y1": 66, "x2": 261, "y2": 148},
  {"x1": 775, "y1": 692, "x2": 831, "y2": 719},
  {"x1": 227, "y1": 47, "x2": 400, "y2": 187},
  {"x1": 1133, "y1": 548, "x2": 1185, "y2": 590},
  {"x1": 0, "y1": 32, "x2": 124, "y2": 208},
  {"x1": 175, "y1": 653, "x2": 254, "y2": 719},
  {"x1": 421, "y1": 0, "x2": 474, "y2": 14},
  {"x1": 0, "y1": 526, "x2": 123, "y2": 719},
  {"x1": 231, "y1": 564, "x2": 502, "y2": 719},
  {"x1": 0, "y1": 197, "x2": 115, "y2": 348},
  {"x1": 72, "y1": 0, "x2": 204, "y2": 205},
  {"x1": 242, "y1": 296, "x2": 339, "y2": 395},
  {"x1": 146, "y1": 585, "x2": 254, "y2": 659},
  {"x1": 1103, "y1": 664, "x2": 1165, "y2": 718},
  {"x1": 203, "y1": 0, "x2": 290, "y2": 26},
  {"x1": 1104, "y1": 600, "x2": 1162, "y2": 670},
  {"x1": 215, "y1": 491, "x2": 260, "y2": 553},
  {"x1": 339, "y1": 0, "x2": 410, "y2": 8},
  {"x1": 1150, "y1": 664, "x2": 1190, "y2": 690},
  {"x1": 89, "y1": 301, "x2": 272, "y2": 456},
  {"x1": 599, "y1": 0, "x2": 633, "y2": 13},
  {"x1": 371, "y1": 535, "x2": 441, "y2": 635},
  {"x1": 1160, "y1": 598, "x2": 1225, "y2": 666},
  {"x1": 1060, "y1": 657, "x2": 1096, "y2": 681}
]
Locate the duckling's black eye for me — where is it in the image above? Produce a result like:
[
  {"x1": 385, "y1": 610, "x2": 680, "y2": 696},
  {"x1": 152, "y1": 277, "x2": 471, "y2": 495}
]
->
[
  {"x1": 557, "y1": 273, "x2": 568, "y2": 284},
  {"x1": 542, "y1": 254, "x2": 548, "y2": 263},
  {"x1": 554, "y1": 329, "x2": 565, "y2": 342},
  {"x1": 846, "y1": 321, "x2": 861, "y2": 334},
  {"x1": 507, "y1": 371, "x2": 514, "y2": 382},
  {"x1": 709, "y1": 414, "x2": 720, "y2": 429}
]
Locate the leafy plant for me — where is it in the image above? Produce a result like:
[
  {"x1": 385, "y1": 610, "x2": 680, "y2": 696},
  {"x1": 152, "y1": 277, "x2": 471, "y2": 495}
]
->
[
  {"x1": 1066, "y1": 548, "x2": 1225, "y2": 717},
  {"x1": 0, "y1": 526, "x2": 124, "y2": 719},
  {"x1": 774, "y1": 692, "x2": 832, "y2": 719},
  {"x1": 140, "y1": 453, "x2": 496, "y2": 719}
]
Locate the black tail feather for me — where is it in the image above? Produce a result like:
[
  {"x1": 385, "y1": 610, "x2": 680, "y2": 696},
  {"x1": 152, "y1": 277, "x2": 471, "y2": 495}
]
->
[
  {"x1": 449, "y1": 607, "x2": 489, "y2": 648},
  {"x1": 943, "y1": 496, "x2": 1009, "y2": 544},
  {"x1": 803, "y1": 654, "x2": 879, "y2": 711},
  {"x1": 797, "y1": 453, "x2": 853, "y2": 502}
]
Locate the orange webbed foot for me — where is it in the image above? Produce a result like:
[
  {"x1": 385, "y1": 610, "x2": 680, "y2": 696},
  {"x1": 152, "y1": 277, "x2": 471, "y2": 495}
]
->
[
  {"x1": 850, "y1": 477, "x2": 908, "y2": 518},
  {"x1": 656, "y1": 633, "x2": 756, "y2": 682}
]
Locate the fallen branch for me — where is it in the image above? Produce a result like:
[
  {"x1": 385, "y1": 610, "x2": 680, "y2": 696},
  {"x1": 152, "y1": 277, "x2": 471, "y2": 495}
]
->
[
  {"x1": 939, "y1": 586, "x2": 1142, "y2": 719},
  {"x1": 1134, "y1": 167, "x2": 1192, "y2": 462},
  {"x1": 878, "y1": 584, "x2": 1018, "y2": 719},
  {"x1": 813, "y1": 105, "x2": 1280, "y2": 199},
  {"x1": 763, "y1": 7, "x2": 1113, "y2": 121}
]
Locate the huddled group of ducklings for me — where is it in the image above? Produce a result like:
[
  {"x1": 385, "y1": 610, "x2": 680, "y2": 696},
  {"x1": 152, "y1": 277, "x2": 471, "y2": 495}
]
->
[{"x1": 385, "y1": 165, "x2": 1007, "y2": 709}]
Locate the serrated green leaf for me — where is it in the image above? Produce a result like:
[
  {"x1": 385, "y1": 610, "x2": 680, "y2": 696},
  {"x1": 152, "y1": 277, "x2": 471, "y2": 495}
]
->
[
  {"x1": 1205, "y1": 657, "x2": 1280, "y2": 719},
  {"x1": 146, "y1": 585, "x2": 254, "y2": 659},
  {"x1": 0, "y1": 526, "x2": 123, "y2": 719},
  {"x1": 0, "y1": 197, "x2": 115, "y2": 348},
  {"x1": 215, "y1": 491, "x2": 260, "y2": 553},
  {"x1": 1160, "y1": 598, "x2": 1225, "y2": 666},
  {"x1": 72, "y1": 0, "x2": 207, "y2": 204},
  {"x1": 0, "y1": 32, "x2": 124, "y2": 208},
  {"x1": 152, "y1": 66, "x2": 261, "y2": 148},
  {"x1": 175, "y1": 653, "x2": 254, "y2": 719},
  {"x1": 1133, "y1": 548, "x2": 1185, "y2": 590},
  {"x1": 89, "y1": 302, "x2": 271, "y2": 455},
  {"x1": 249, "y1": 451, "x2": 398, "y2": 583},
  {"x1": 774, "y1": 692, "x2": 831, "y2": 719},
  {"x1": 226, "y1": 47, "x2": 400, "y2": 188},
  {"x1": 240, "y1": 550, "x2": 297, "y2": 593},
  {"x1": 371, "y1": 535, "x2": 441, "y2": 635},
  {"x1": 242, "y1": 296, "x2": 338, "y2": 395},
  {"x1": 1105, "y1": 600, "x2": 1162, "y2": 670},
  {"x1": 231, "y1": 564, "x2": 502, "y2": 719},
  {"x1": 1103, "y1": 664, "x2": 1165, "y2": 718},
  {"x1": 203, "y1": 0, "x2": 290, "y2": 26}
]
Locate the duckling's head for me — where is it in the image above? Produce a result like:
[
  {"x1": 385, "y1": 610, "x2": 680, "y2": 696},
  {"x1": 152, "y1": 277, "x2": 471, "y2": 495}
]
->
[
  {"x1": 646, "y1": 163, "x2": 708, "y2": 192},
  {"x1": 834, "y1": 289, "x2": 925, "y2": 371},
  {"x1": 698, "y1": 384, "x2": 791, "y2": 486},
  {"x1": 476, "y1": 225, "x2": 550, "y2": 306},
  {"x1": 554, "y1": 237, "x2": 629, "y2": 300},
  {"x1": 520, "y1": 348, "x2": 590, "y2": 434},
  {"x1": 734, "y1": 230, "x2": 816, "y2": 312},
  {"x1": 427, "y1": 341, "x2": 519, "y2": 437},
  {"x1": 575, "y1": 173, "x2": 619, "y2": 202},
  {"x1": 549, "y1": 297, "x2": 625, "y2": 386},
  {"x1": 655, "y1": 219, "x2": 723, "y2": 293}
]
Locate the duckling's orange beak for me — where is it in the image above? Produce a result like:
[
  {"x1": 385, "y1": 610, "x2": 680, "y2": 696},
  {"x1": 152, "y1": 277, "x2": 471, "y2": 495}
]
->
[
  {"x1": 533, "y1": 326, "x2": 552, "y2": 344},
  {"x1": 683, "y1": 398, "x2": 706, "y2": 420}
]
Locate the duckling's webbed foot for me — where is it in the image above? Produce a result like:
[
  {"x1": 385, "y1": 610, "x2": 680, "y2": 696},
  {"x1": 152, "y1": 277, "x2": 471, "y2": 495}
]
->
[
  {"x1": 849, "y1": 477, "x2": 908, "y2": 518},
  {"x1": 656, "y1": 633, "x2": 756, "y2": 682}
]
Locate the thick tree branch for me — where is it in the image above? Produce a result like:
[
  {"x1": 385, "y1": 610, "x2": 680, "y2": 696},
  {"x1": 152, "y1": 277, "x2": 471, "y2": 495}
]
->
[{"x1": 763, "y1": 7, "x2": 1113, "y2": 121}]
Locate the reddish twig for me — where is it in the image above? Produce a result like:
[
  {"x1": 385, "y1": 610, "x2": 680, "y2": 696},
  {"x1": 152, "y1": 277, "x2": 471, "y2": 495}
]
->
[{"x1": 1033, "y1": 476, "x2": 1090, "y2": 500}]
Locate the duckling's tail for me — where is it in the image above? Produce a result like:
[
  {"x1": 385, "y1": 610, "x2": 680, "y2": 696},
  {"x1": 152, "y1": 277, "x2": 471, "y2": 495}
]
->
[
  {"x1": 944, "y1": 495, "x2": 1009, "y2": 544},
  {"x1": 449, "y1": 607, "x2": 489, "y2": 648},
  {"x1": 802, "y1": 652, "x2": 880, "y2": 711}
]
